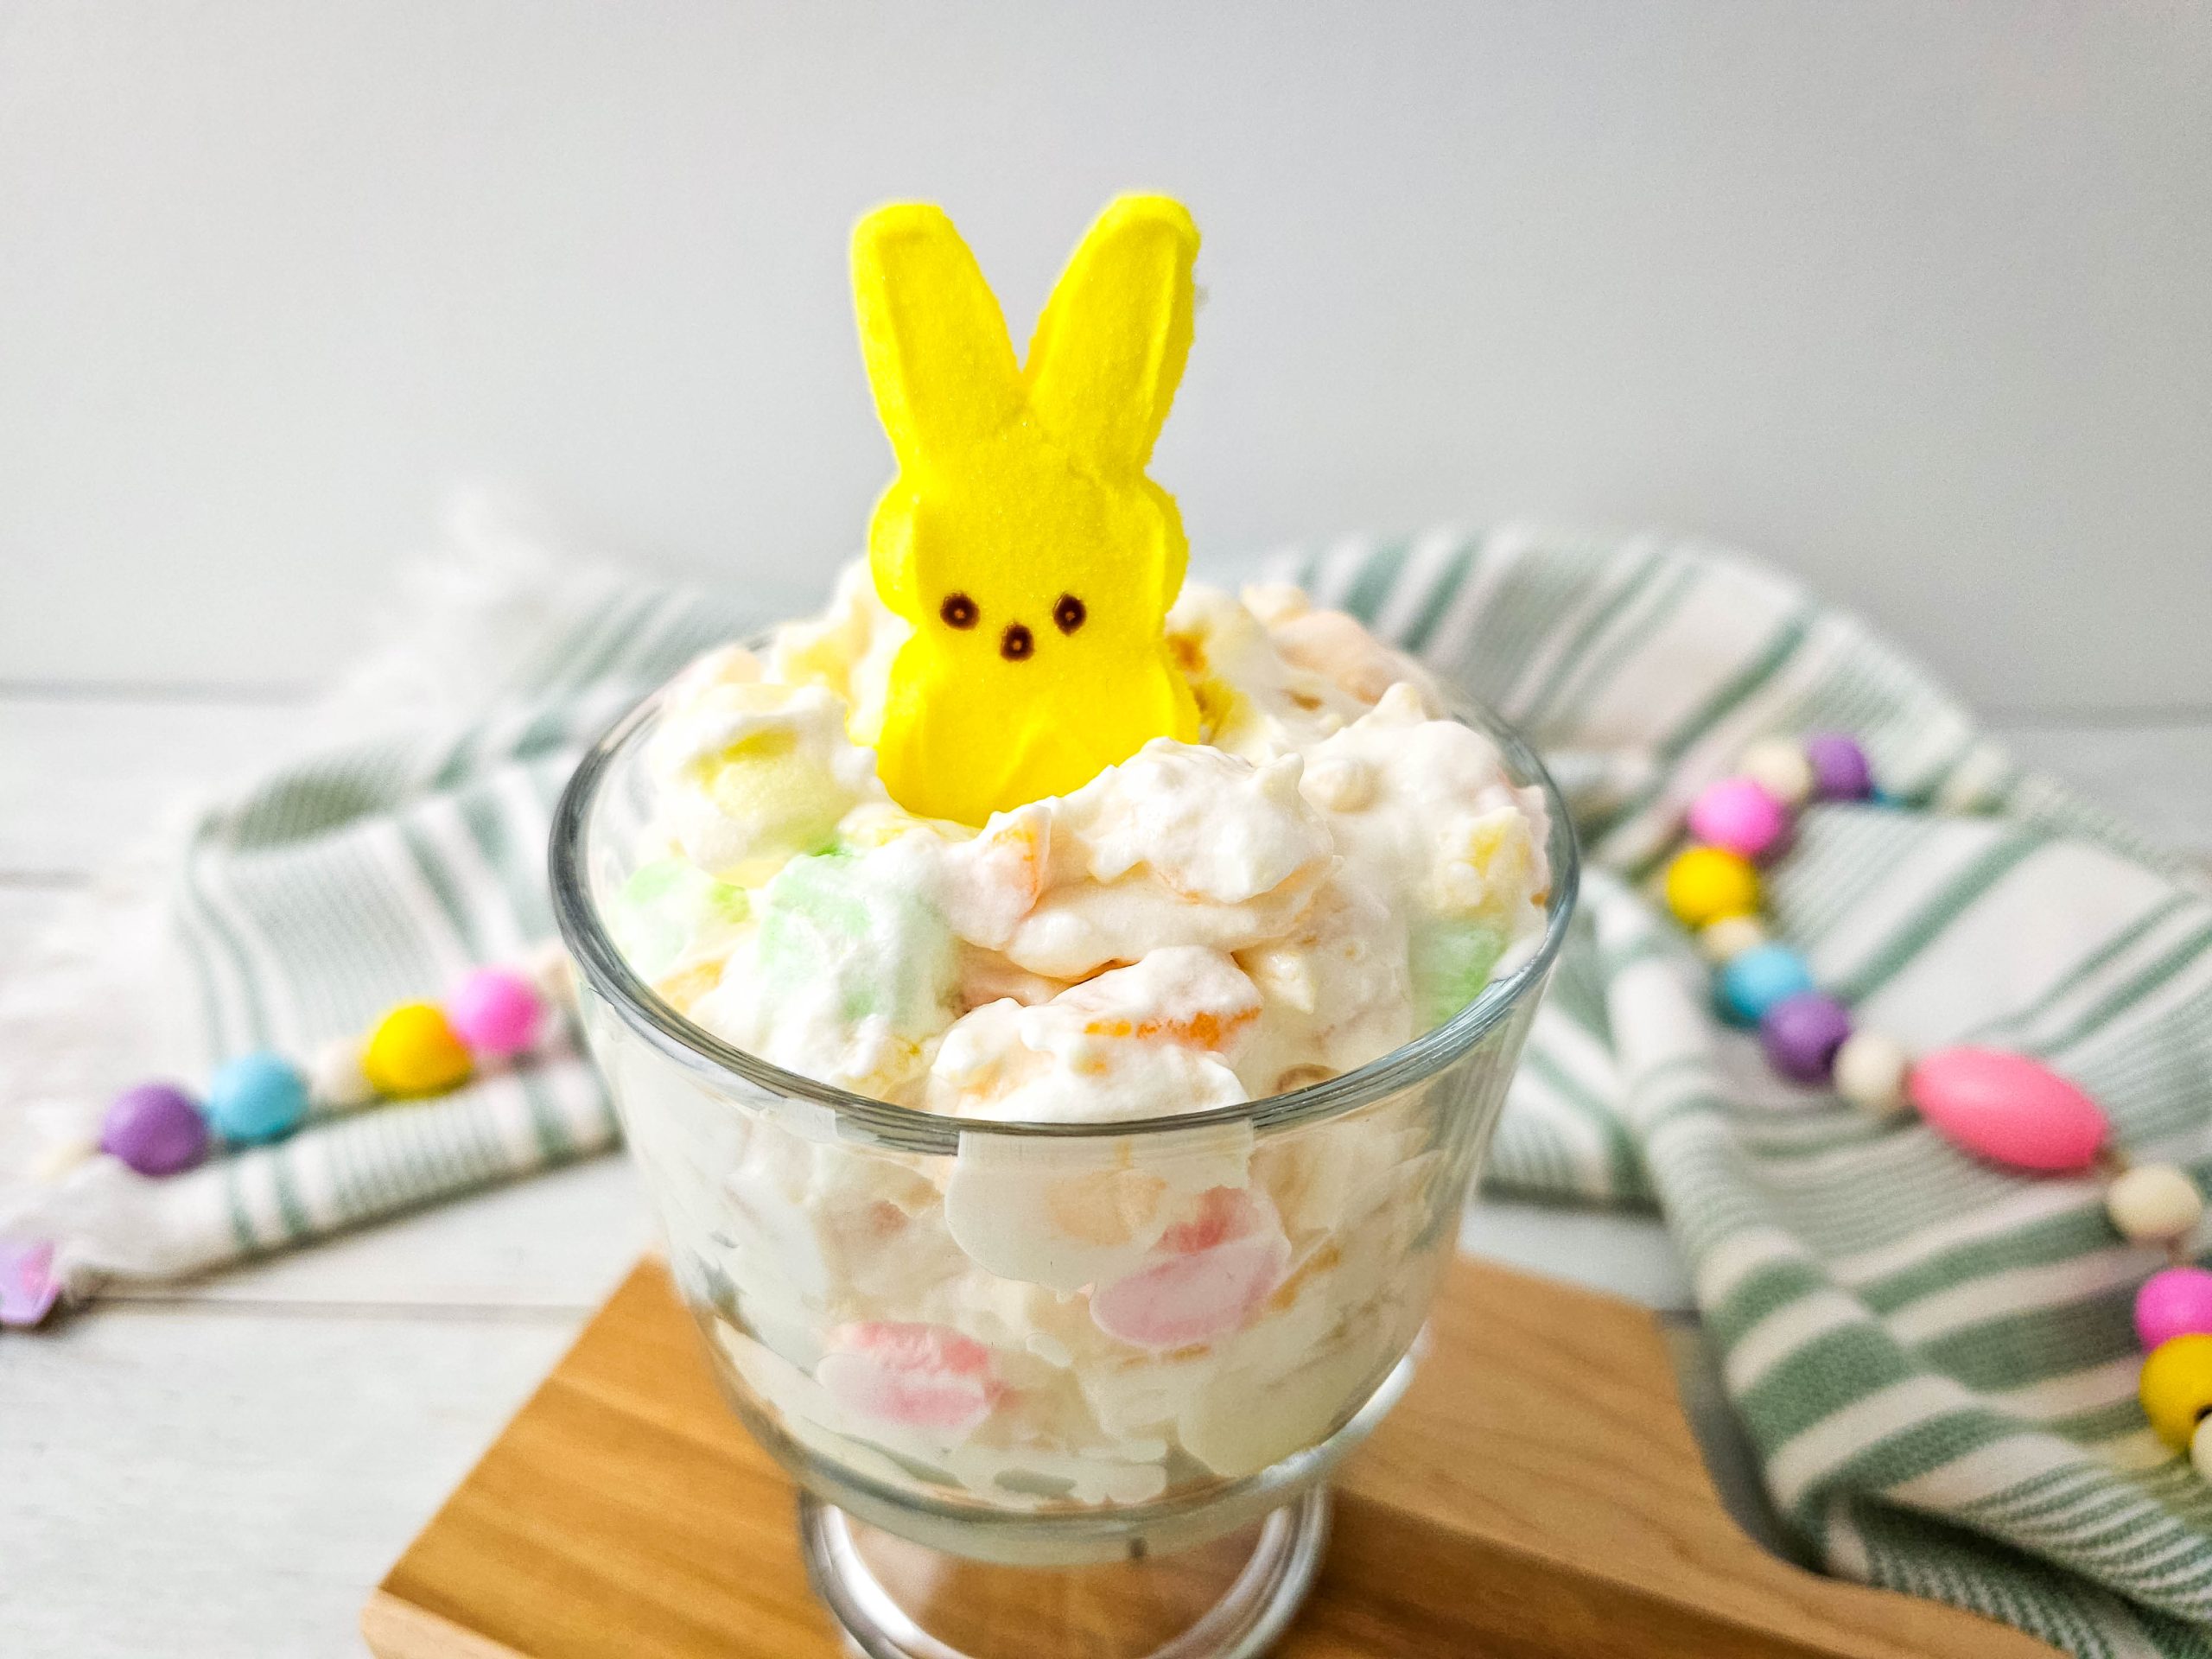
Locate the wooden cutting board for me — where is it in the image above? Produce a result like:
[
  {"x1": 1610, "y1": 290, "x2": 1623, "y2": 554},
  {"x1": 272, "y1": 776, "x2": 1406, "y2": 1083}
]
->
[{"x1": 361, "y1": 1255, "x2": 2054, "y2": 1659}]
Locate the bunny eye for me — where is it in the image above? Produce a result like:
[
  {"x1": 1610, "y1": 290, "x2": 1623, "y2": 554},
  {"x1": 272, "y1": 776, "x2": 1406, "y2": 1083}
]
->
[
  {"x1": 1000, "y1": 623, "x2": 1034, "y2": 662},
  {"x1": 1053, "y1": 594, "x2": 1087, "y2": 634},
  {"x1": 939, "y1": 593, "x2": 979, "y2": 630}
]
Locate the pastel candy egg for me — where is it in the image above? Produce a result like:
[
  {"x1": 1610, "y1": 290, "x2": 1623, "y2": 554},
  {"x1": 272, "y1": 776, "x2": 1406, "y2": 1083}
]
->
[
  {"x1": 1760, "y1": 992, "x2": 1853, "y2": 1083},
  {"x1": 524, "y1": 939, "x2": 579, "y2": 1013},
  {"x1": 1090, "y1": 1186, "x2": 1292, "y2": 1351},
  {"x1": 363, "y1": 1002, "x2": 474, "y2": 1097},
  {"x1": 1833, "y1": 1031, "x2": 1912, "y2": 1119},
  {"x1": 1715, "y1": 944, "x2": 1815, "y2": 1027},
  {"x1": 204, "y1": 1052, "x2": 309, "y2": 1144},
  {"x1": 1663, "y1": 846, "x2": 1761, "y2": 929},
  {"x1": 2195, "y1": 1417, "x2": 2212, "y2": 1482},
  {"x1": 1698, "y1": 913, "x2": 1769, "y2": 964},
  {"x1": 816, "y1": 1322, "x2": 1001, "y2": 1438},
  {"x1": 2139, "y1": 1333, "x2": 2212, "y2": 1449},
  {"x1": 100, "y1": 1081, "x2": 210, "y2": 1176},
  {"x1": 1738, "y1": 738, "x2": 1815, "y2": 808},
  {"x1": 2136, "y1": 1268, "x2": 2212, "y2": 1351},
  {"x1": 1907, "y1": 1046, "x2": 2107, "y2": 1173},
  {"x1": 1804, "y1": 734, "x2": 1873, "y2": 801},
  {"x1": 446, "y1": 969, "x2": 546, "y2": 1058},
  {"x1": 2106, "y1": 1164, "x2": 2204, "y2": 1245},
  {"x1": 1687, "y1": 777, "x2": 1790, "y2": 861},
  {"x1": 307, "y1": 1038, "x2": 375, "y2": 1111}
]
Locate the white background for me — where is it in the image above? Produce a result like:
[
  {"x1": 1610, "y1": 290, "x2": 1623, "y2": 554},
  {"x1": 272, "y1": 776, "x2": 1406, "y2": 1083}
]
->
[{"x1": 3, "y1": 1, "x2": 2209, "y2": 713}]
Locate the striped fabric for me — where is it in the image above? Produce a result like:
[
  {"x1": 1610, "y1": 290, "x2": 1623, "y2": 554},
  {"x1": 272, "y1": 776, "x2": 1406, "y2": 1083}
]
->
[{"x1": 14, "y1": 525, "x2": 2212, "y2": 1655}]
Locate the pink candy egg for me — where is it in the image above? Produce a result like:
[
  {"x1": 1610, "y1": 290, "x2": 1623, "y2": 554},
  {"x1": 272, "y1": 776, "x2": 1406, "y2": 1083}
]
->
[
  {"x1": 445, "y1": 969, "x2": 546, "y2": 1058},
  {"x1": 817, "y1": 1322, "x2": 1001, "y2": 1435},
  {"x1": 1090, "y1": 1187, "x2": 1291, "y2": 1351},
  {"x1": 1907, "y1": 1046, "x2": 2108, "y2": 1173},
  {"x1": 2137, "y1": 1268, "x2": 2212, "y2": 1351},
  {"x1": 1687, "y1": 776, "x2": 1791, "y2": 861}
]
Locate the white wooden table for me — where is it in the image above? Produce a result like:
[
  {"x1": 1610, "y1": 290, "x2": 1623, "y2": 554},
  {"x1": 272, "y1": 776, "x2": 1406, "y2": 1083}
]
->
[{"x1": 3, "y1": 687, "x2": 2208, "y2": 1657}]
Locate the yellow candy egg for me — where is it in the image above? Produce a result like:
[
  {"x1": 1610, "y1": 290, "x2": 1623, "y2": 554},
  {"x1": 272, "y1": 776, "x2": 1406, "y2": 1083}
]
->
[
  {"x1": 363, "y1": 1001, "x2": 474, "y2": 1097},
  {"x1": 1664, "y1": 846, "x2": 1762, "y2": 928},
  {"x1": 2139, "y1": 1333, "x2": 2212, "y2": 1449}
]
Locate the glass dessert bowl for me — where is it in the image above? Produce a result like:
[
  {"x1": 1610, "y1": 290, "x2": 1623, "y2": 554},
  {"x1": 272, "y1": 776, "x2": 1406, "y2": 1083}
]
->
[{"x1": 550, "y1": 658, "x2": 1578, "y2": 1659}]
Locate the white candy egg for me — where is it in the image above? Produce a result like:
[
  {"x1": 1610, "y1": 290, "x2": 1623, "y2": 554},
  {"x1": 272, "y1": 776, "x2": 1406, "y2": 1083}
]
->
[
  {"x1": 2107, "y1": 1164, "x2": 2204, "y2": 1244},
  {"x1": 1739, "y1": 739, "x2": 1816, "y2": 809}
]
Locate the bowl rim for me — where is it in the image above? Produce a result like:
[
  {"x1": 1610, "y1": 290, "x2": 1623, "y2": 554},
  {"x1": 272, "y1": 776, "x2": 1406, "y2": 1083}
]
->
[{"x1": 549, "y1": 654, "x2": 1580, "y2": 1153}]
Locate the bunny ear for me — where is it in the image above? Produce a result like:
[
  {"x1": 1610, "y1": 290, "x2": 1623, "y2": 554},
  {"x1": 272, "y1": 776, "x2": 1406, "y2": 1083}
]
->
[
  {"x1": 1023, "y1": 195, "x2": 1198, "y2": 475},
  {"x1": 852, "y1": 203, "x2": 1022, "y2": 470}
]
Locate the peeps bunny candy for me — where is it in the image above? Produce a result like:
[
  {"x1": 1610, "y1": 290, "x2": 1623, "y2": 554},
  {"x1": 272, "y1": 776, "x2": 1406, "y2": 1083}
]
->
[{"x1": 852, "y1": 194, "x2": 1204, "y2": 825}]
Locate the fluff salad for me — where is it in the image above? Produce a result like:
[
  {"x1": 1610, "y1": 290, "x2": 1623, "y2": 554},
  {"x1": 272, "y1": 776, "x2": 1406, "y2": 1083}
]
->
[{"x1": 614, "y1": 562, "x2": 1552, "y2": 1122}]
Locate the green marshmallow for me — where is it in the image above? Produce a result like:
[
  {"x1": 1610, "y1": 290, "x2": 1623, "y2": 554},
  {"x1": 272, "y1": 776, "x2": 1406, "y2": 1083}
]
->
[
  {"x1": 614, "y1": 857, "x2": 750, "y2": 979},
  {"x1": 751, "y1": 852, "x2": 956, "y2": 1033},
  {"x1": 1409, "y1": 918, "x2": 1509, "y2": 1029}
]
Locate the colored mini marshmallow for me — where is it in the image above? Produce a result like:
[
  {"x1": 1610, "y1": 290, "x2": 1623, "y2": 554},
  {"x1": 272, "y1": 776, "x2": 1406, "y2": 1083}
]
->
[
  {"x1": 1090, "y1": 1187, "x2": 1292, "y2": 1351},
  {"x1": 817, "y1": 1321, "x2": 1001, "y2": 1437}
]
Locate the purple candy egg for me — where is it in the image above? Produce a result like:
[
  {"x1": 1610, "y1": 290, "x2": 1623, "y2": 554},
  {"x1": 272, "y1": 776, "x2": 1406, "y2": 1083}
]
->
[
  {"x1": 1760, "y1": 992, "x2": 1853, "y2": 1083},
  {"x1": 2137, "y1": 1268, "x2": 2212, "y2": 1351},
  {"x1": 101, "y1": 1082, "x2": 211, "y2": 1177},
  {"x1": 1804, "y1": 734, "x2": 1873, "y2": 801}
]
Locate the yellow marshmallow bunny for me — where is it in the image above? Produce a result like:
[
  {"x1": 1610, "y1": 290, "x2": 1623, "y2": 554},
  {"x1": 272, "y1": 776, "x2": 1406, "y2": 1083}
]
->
[{"x1": 852, "y1": 194, "x2": 1203, "y2": 825}]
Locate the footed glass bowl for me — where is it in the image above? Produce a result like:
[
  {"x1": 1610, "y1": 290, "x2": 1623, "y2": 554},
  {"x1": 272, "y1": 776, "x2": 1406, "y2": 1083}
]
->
[{"x1": 550, "y1": 683, "x2": 1577, "y2": 1659}]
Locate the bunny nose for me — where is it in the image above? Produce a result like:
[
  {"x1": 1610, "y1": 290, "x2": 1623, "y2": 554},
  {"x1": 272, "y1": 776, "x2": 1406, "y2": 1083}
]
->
[{"x1": 1000, "y1": 623, "x2": 1035, "y2": 662}]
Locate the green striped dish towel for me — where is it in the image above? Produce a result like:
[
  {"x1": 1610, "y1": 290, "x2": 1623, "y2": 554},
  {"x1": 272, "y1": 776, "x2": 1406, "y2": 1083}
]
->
[{"x1": 5, "y1": 520, "x2": 2210, "y2": 1656}]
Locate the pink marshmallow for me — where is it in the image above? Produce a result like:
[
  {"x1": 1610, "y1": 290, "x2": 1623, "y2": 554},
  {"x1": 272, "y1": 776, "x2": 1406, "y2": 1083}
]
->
[
  {"x1": 817, "y1": 1322, "x2": 1001, "y2": 1434},
  {"x1": 1090, "y1": 1187, "x2": 1291, "y2": 1351}
]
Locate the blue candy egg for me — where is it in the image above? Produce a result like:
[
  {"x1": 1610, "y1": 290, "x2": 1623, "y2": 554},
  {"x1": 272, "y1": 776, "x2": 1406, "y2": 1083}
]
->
[
  {"x1": 1716, "y1": 944, "x2": 1816, "y2": 1027},
  {"x1": 205, "y1": 1052, "x2": 309, "y2": 1144}
]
